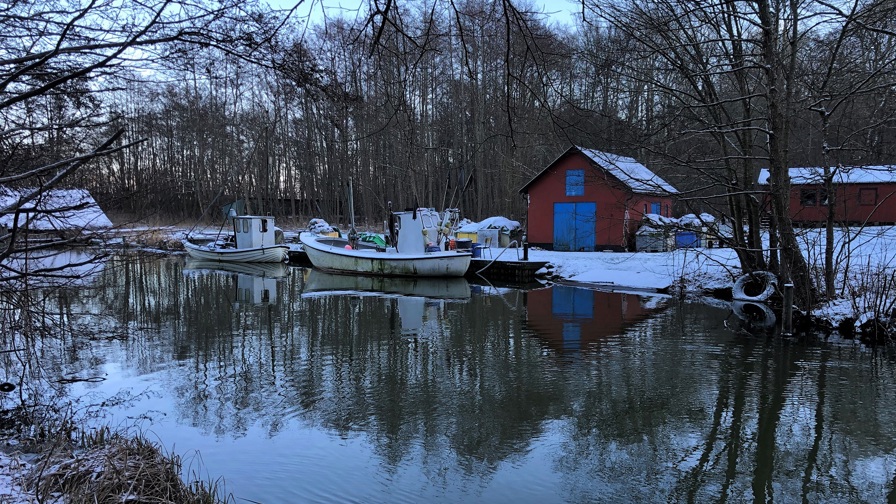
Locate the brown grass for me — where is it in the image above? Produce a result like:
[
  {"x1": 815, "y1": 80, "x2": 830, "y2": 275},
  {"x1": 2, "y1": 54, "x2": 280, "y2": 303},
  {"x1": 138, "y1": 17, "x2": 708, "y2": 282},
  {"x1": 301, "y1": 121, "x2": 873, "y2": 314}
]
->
[{"x1": 25, "y1": 431, "x2": 230, "y2": 504}]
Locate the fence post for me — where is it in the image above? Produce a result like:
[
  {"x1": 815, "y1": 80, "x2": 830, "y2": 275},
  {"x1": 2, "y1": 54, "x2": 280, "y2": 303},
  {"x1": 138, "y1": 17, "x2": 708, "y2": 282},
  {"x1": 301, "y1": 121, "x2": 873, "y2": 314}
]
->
[{"x1": 782, "y1": 283, "x2": 794, "y2": 335}]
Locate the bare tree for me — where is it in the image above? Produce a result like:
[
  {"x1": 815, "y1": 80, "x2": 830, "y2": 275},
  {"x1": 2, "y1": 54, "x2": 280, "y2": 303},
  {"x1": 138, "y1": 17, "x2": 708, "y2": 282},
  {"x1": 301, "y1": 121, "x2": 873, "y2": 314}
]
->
[{"x1": 0, "y1": 0, "x2": 307, "y2": 269}]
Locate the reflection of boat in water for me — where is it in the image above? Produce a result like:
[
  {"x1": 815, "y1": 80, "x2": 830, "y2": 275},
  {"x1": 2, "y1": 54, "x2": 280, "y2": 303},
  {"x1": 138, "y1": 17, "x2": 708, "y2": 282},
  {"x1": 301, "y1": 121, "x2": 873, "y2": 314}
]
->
[
  {"x1": 301, "y1": 270, "x2": 468, "y2": 338},
  {"x1": 303, "y1": 269, "x2": 470, "y2": 299},
  {"x1": 302, "y1": 269, "x2": 470, "y2": 300},
  {"x1": 183, "y1": 258, "x2": 289, "y2": 305},
  {"x1": 183, "y1": 259, "x2": 290, "y2": 278}
]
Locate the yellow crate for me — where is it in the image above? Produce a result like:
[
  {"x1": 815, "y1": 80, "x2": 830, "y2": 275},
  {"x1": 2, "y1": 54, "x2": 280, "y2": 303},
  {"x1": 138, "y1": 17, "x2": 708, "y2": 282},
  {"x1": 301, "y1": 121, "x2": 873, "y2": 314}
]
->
[{"x1": 456, "y1": 231, "x2": 477, "y2": 241}]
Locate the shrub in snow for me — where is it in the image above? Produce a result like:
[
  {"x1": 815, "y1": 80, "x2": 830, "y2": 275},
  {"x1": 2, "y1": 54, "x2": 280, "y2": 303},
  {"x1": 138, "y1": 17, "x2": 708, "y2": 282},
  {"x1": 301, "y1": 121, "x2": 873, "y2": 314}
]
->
[{"x1": 846, "y1": 263, "x2": 896, "y2": 344}]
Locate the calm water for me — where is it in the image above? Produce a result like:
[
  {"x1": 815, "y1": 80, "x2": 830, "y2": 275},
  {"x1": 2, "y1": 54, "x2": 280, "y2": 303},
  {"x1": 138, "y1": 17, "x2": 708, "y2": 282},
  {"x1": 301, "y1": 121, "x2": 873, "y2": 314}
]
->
[{"x1": 32, "y1": 254, "x2": 896, "y2": 503}]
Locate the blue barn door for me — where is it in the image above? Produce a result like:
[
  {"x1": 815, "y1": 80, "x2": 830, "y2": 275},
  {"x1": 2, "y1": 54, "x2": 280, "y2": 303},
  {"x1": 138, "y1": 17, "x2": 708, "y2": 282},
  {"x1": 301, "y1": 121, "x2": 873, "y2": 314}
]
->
[{"x1": 553, "y1": 202, "x2": 596, "y2": 251}]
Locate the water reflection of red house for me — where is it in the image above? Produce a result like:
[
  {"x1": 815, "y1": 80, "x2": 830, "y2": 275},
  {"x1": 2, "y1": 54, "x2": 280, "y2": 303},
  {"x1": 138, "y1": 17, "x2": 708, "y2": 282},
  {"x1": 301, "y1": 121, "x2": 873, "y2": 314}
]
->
[{"x1": 525, "y1": 285, "x2": 666, "y2": 351}]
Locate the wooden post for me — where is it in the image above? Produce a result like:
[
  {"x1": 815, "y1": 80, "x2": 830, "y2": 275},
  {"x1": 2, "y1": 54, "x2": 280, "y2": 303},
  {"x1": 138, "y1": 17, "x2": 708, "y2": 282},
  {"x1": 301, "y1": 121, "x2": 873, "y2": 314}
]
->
[
  {"x1": 782, "y1": 283, "x2": 794, "y2": 335},
  {"x1": 523, "y1": 236, "x2": 529, "y2": 261}
]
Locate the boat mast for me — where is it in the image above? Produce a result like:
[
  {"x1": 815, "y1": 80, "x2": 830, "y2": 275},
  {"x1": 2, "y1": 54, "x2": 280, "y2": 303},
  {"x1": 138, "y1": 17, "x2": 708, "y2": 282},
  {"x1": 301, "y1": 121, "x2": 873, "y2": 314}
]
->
[
  {"x1": 347, "y1": 178, "x2": 358, "y2": 248},
  {"x1": 230, "y1": 208, "x2": 238, "y2": 243}
]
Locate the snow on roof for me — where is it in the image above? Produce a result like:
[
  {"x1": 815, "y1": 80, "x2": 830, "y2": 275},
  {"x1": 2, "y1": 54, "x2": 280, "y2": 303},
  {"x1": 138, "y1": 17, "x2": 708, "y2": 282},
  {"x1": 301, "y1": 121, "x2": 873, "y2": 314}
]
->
[
  {"x1": 456, "y1": 216, "x2": 521, "y2": 233},
  {"x1": 679, "y1": 213, "x2": 716, "y2": 226},
  {"x1": 577, "y1": 147, "x2": 679, "y2": 195},
  {"x1": 642, "y1": 212, "x2": 716, "y2": 229},
  {"x1": 757, "y1": 166, "x2": 896, "y2": 185},
  {"x1": 0, "y1": 187, "x2": 113, "y2": 231},
  {"x1": 642, "y1": 213, "x2": 676, "y2": 227}
]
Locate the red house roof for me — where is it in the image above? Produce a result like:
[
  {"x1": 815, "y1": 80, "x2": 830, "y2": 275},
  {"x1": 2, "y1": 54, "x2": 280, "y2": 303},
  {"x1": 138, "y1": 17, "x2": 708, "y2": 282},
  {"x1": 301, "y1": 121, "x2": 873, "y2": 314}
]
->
[
  {"x1": 758, "y1": 166, "x2": 896, "y2": 185},
  {"x1": 519, "y1": 146, "x2": 678, "y2": 195}
]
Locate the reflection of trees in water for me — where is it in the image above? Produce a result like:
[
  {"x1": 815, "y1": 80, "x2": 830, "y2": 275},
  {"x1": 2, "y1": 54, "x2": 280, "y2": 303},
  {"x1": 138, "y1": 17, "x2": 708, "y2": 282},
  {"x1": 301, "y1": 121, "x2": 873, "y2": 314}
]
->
[
  {"x1": 1, "y1": 254, "x2": 171, "y2": 407},
  {"x1": 87, "y1": 258, "x2": 562, "y2": 472},
  {"x1": 275, "y1": 290, "x2": 565, "y2": 474},
  {"x1": 555, "y1": 303, "x2": 896, "y2": 503},
  {"x1": 22, "y1": 256, "x2": 896, "y2": 501}
]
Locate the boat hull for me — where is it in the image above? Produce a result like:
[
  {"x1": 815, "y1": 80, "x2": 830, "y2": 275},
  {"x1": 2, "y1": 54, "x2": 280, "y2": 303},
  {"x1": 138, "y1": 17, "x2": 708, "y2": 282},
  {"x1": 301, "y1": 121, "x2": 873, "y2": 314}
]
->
[
  {"x1": 300, "y1": 233, "x2": 471, "y2": 277},
  {"x1": 182, "y1": 240, "x2": 289, "y2": 263}
]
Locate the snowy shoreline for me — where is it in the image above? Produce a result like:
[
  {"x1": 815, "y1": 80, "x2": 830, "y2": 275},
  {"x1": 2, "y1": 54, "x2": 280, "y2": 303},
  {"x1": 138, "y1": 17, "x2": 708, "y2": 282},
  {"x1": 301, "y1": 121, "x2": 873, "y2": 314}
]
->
[{"x1": 526, "y1": 226, "x2": 896, "y2": 331}]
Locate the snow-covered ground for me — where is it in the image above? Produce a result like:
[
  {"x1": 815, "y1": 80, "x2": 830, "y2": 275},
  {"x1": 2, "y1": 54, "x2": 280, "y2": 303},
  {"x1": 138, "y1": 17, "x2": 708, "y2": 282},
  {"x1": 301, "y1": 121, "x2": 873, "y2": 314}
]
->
[
  {"x1": 524, "y1": 246, "x2": 739, "y2": 292},
  {"x1": 0, "y1": 452, "x2": 39, "y2": 503}
]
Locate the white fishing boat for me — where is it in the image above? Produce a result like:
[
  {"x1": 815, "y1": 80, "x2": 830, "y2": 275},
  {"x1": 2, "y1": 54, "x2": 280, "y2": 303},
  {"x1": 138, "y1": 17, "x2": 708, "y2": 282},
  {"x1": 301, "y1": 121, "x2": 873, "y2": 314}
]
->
[
  {"x1": 183, "y1": 214, "x2": 289, "y2": 263},
  {"x1": 300, "y1": 206, "x2": 471, "y2": 278}
]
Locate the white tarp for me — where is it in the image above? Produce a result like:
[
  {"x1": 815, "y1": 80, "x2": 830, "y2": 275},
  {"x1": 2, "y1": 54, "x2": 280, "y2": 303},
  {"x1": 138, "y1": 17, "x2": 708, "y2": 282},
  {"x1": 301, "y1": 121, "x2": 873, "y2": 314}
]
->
[
  {"x1": 0, "y1": 187, "x2": 112, "y2": 231},
  {"x1": 456, "y1": 216, "x2": 521, "y2": 233}
]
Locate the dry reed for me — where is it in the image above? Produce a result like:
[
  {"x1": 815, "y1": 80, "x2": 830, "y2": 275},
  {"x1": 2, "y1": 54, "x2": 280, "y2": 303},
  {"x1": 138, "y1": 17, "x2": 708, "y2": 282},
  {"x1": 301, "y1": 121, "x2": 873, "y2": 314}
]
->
[{"x1": 25, "y1": 431, "x2": 230, "y2": 504}]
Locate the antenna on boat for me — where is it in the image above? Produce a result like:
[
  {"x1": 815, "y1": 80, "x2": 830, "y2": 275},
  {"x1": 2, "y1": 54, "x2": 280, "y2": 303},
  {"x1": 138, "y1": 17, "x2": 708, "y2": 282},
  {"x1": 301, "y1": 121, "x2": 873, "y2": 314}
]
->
[
  {"x1": 387, "y1": 200, "x2": 396, "y2": 249},
  {"x1": 347, "y1": 178, "x2": 358, "y2": 249},
  {"x1": 440, "y1": 174, "x2": 449, "y2": 216}
]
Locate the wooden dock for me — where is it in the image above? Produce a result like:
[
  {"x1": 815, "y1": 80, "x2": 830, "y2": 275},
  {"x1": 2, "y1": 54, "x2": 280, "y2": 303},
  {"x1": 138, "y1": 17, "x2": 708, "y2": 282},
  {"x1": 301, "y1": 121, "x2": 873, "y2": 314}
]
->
[
  {"x1": 287, "y1": 246, "x2": 312, "y2": 267},
  {"x1": 465, "y1": 258, "x2": 548, "y2": 283}
]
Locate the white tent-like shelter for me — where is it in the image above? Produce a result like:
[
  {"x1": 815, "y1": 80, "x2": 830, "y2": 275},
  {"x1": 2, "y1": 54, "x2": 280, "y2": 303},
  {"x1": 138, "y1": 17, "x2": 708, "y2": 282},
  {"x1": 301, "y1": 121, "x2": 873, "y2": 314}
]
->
[{"x1": 0, "y1": 187, "x2": 113, "y2": 237}]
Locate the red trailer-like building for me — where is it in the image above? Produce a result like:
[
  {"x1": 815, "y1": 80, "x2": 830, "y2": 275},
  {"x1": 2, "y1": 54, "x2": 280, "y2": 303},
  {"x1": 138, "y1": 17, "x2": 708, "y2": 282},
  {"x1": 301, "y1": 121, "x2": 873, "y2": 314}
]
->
[
  {"x1": 758, "y1": 166, "x2": 896, "y2": 225},
  {"x1": 518, "y1": 146, "x2": 678, "y2": 251}
]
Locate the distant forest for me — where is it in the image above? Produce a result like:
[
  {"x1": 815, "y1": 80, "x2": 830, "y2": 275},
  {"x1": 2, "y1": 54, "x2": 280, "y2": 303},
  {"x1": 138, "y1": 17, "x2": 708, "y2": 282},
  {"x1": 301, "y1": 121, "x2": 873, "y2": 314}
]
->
[{"x1": 6, "y1": 0, "x2": 896, "y2": 230}]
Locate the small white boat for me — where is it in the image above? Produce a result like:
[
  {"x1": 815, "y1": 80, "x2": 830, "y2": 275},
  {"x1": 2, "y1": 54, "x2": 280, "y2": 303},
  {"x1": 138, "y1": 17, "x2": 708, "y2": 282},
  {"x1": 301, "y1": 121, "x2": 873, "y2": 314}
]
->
[
  {"x1": 183, "y1": 215, "x2": 289, "y2": 263},
  {"x1": 300, "y1": 208, "x2": 471, "y2": 277}
]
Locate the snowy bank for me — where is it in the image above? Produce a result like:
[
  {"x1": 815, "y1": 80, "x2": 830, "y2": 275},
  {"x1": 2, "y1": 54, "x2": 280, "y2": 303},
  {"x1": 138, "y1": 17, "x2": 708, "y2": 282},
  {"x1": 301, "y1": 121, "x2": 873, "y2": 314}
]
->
[
  {"x1": 526, "y1": 247, "x2": 739, "y2": 292},
  {"x1": 521, "y1": 225, "x2": 896, "y2": 331}
]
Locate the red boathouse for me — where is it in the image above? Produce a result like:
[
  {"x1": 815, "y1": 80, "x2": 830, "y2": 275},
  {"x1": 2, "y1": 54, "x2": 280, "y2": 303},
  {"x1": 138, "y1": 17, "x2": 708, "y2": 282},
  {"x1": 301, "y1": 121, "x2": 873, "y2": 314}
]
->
[
  {"x1": 519, "y1": 146, "x2": 678, "y2": 251},
  {"x1": 758, "y1": 166, "x2": 896, "y2": 225}
]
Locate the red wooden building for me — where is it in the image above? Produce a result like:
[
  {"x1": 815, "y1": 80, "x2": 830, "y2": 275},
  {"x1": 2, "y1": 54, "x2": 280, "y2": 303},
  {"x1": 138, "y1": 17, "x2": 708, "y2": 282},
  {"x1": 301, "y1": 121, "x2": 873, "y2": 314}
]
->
[
  {"x1": 518, "y1": 146, "x2": 678, "y2": 251},
  {"x1": 758, "y1": 166, "x2": 896, "y2": 225}
]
